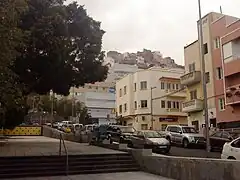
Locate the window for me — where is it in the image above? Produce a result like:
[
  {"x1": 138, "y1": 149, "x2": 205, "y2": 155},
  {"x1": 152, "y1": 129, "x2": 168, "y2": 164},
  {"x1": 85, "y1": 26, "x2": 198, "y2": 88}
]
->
[
  {"x1": 167, "y1": 83, "x2": 171, "y2": 89},
  {"x1": 161, "y1": 82, "x2": 165, "y2": 89},
  {"x1": 102, "y1": 87, "x2": 106, "y2": 91},
  {"x1": 167, "y1": 101, "x2": 171, "y2": 108},
  {"x1": 176, "y1": 102, "x2": 180, "y2": 109},
  {"x1": 223, "y1": 42, "x2": 233, "y2": 60},
  {"x1": 161, "y1": 100, "x2": 165, "y2": 108},
  {"x1": 140, "y1": 100, "x2": 148, "y2": 108},
  {"x1": 205, "y1": 72, "x2": 210, "y2": 83},
  {"x1": 140, "y1": 81, "x2": 147, "y2": 90},
  {"x1": 124, "y1": 103, "x2": 127, "y2": 112},
  {"x1": 141, "y1": 116, "x2": 146, "y2": 121},
  {"x1": 203, "y1": 43, "x2": 208, "y2": 54},
  {"x1": 173, "y1": 101, "x2": 176, "y2": 109},
  {"x1": 119, "y1": 105, "x2": 122, "y2": 114},
  {"x1": 119, "y1": 89, "x2": 122, "y2": 97},
  {"x1": 124, "y1": 86, "x2": 127, "y2": 95},
  {"x1": 176, "y1": 84, "x2": 179, "y2": 90},
  {"x1": 190, "y1": 90, "x2": 197, "y2": 100},
  {"x1": 214, "y1": 37, "x2": 220, "y2": 49},
  {"x1": 141, "y1": 124, "x2": 148, "y2": 130},
  {"x1": 231, "y1": 139, "x2": 240, "y2": 148},
  {"x1": 189, "y1": 63, "x2": 195, "y2": 72},
  {"x1": 134, "y1": 83, "x2": 136, "y2": 91},
  {"x1": 216, "y1": 67, "x2": 223, "y2": 80},
  {"x1": 172, "y1": 84, "x2": 175, "y2": 90},
  {"x1": 134, "y1": 101, "x2": 137, "y2": 109},
  {"x1": 218, "y1": 98, "x2": 225, "y2": 111}
]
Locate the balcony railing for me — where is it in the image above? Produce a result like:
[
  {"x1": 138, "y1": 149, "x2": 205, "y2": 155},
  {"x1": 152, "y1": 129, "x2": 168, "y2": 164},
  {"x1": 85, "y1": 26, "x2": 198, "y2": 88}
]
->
[
  {"x1": 180, "y1": 71, "x2": 201, "y2": 86},
  {"x1": 182, "y1": 99, "x2": 203, "y2": 113},
  {"x1": 225, "y1": 84, "x2": 240, "y2": 105}
]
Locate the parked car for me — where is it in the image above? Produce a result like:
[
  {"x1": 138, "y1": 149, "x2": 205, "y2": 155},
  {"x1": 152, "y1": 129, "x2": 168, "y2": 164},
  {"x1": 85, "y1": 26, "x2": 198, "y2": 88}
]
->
[
  {"x1": 108, "y1": 125, "x2": 136, "y2": 144},
  {"x1": 165, "y1": 125, "x2": 205, "y2": 148},
  {"x1": 128, "y1": 130, "x2": 170, "y2": 153},
  {"x1": 61, "y1": 124, "x2": 72, "y2": 133},
  {"x1": 221, "y1": 137, "x2": 240, "y2": 160},
  {"x1": 210, "y1": 131, "x2": 239, "y2": 151}
]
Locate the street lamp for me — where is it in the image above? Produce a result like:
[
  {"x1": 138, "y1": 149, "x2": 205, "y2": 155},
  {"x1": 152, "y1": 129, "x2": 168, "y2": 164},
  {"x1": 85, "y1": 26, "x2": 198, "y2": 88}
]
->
[
  {"x1": 150, "y1": 87, "x2": 157, "y2": 130},
  {"x1": 198, "y1": 0, "x2": 210, "y2": 153}
]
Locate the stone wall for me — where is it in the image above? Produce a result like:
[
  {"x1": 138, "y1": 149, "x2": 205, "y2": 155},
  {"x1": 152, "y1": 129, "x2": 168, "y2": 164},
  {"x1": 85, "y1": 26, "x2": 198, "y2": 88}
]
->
[
  {"x1": 131, "y1": 149, "x2": 240, "y2": 180},
  {"x1": 42, "y1": 126, "x2": 89, "y2": 143}
]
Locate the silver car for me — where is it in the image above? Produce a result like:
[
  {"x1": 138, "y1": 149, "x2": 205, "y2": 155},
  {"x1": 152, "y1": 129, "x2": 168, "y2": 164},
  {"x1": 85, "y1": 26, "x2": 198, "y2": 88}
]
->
[
  {"x1": 128, "y1": 130, "x2": 171, "y2": 154},
  {"x1": 165, "y1": 125, "x2": 205, "y2": 148}
]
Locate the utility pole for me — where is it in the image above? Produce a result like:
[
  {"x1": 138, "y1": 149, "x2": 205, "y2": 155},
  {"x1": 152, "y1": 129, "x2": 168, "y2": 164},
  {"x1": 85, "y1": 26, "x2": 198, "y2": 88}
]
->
[
  {"x1": 72, "y1": 87, "x2": 75, "y2": 118},
  {"x1": 150, "y1": 87, "x2": 156, "y2": 130},
  {"x1": 51, "y1": 91, "x2": 54, "y2": 126},
  {"x1": 198, "y1": 0, "x2": 210, "y2": 153}
]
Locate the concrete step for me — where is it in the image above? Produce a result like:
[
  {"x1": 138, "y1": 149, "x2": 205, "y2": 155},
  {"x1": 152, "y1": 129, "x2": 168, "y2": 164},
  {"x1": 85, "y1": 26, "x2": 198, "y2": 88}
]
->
[
  {"x1": 0, "y1": 153, "x2": 140, "y2": 178},
  {"x1": 0, "y1": 167, "x2": 140, "y2": 179}
]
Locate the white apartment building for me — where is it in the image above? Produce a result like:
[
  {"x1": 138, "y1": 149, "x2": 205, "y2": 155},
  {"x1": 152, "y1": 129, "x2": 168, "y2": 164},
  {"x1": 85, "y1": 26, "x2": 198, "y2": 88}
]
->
[
  {"x1": 116, "y1": 67, "x2": 188, "y2": 131},
  {"x1": 69, "y1": 82, "x2": 116, "y2": 125},
  {"x1": 104, "y1": 57, "x2": 139, "y2": 82}
]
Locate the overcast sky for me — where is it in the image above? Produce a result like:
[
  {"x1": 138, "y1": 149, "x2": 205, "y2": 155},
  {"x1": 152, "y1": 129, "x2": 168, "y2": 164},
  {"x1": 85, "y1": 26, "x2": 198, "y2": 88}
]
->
[{"x1": 66, "y1": 0, "x2": 240, "y2": 65}]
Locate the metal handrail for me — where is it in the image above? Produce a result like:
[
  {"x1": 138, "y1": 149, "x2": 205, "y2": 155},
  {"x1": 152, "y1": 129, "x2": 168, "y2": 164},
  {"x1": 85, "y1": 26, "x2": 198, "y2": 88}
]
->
[{"x1": 59, "y1": 133, "x2": 69, "y2": 175}]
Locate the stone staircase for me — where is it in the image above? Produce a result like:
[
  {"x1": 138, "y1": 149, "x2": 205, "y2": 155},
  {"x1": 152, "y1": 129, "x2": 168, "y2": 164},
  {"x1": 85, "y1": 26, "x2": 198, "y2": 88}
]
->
[{"x1": 0, "y1": 153, "x2": 140, "y2": 179}]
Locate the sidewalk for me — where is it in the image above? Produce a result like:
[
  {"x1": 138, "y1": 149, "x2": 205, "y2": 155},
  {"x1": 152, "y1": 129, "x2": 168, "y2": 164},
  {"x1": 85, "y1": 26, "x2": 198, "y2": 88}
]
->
[
  {"x1": 0, "y1": 136, "x2": 125, "y2": 157},
  {"x1": 2, "y1": 172, "x2": 174, "y2": 180}
]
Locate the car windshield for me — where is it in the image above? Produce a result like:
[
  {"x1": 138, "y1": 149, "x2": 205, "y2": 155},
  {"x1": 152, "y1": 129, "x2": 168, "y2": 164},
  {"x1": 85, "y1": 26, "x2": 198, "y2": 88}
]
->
[
  {"x1": 182, "y1": 127, "x2": 197, "y2": 133},
  {"x1": 119, "y1": 126, "x2": 135, "y2": 133},
  {"x1": 144, "y1": 131, "x2": 161, "y2": 138}
]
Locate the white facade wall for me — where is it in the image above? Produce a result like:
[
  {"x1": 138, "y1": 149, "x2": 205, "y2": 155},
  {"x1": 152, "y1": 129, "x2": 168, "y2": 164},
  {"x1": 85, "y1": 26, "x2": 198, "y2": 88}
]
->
[
  {"x1": 105, "y1": 63, "x2": 139, "y2": 83},
  {"x1": 75, "y1": 91, "x2": 116, "y2": 124},
  {"x1": 116, "y1": 67, "x2": 186, "y2": 120}
]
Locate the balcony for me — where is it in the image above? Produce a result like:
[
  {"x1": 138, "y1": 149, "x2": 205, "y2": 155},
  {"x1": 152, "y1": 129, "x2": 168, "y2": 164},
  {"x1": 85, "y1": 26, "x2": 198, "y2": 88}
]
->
[
  {"x1": 165, "y1": 108, "x2": 187, "y2": 116},
  {"x1": 165, "y1": 89, "x2": 186, "y2": 98},
  {"x1": 226, "y1": 84, "x2": 240, "y2": 105},
  {"x1": 180, "y1": 71, "x2": 201, "y2": 86},
  {"x1": 182, "y1": 99, "x2": 203, "y2": 113}
]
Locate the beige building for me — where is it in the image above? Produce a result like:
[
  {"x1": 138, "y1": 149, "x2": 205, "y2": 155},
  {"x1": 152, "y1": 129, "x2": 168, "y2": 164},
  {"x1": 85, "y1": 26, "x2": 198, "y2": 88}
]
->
[
  {"x1": 116, "y1": 67, "x2": 188, "y2": 131},
  {"x1": 181, "y1": 12, "x2": 225, "y2": 130}
]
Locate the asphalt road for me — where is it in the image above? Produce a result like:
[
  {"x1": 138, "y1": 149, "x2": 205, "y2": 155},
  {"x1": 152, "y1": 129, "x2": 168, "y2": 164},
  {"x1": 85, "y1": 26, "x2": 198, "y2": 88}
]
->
[{"x1": 157, "y1": 145, "x2": 221, "y2": 159}]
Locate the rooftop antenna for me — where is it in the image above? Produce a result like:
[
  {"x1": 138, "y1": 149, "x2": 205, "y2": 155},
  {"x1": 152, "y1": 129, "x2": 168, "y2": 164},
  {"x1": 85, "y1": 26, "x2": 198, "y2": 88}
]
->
[{"x1": 220, "y1": 6, "x2": 223, "y2": 14}]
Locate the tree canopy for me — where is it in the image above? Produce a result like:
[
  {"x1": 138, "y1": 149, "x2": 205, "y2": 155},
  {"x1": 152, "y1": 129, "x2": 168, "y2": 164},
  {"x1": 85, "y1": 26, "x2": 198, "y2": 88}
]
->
[
  {"x1": 0, "y1": 0, "x2": 108, "y2": 128},
  {"x1": 13, "y1": 0, "x2": 108, "y2": 96}
]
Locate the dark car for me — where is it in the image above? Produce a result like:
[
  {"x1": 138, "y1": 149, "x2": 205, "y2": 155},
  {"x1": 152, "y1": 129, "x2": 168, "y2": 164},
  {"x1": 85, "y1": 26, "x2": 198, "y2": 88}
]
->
[
  {"x1": 210, "y1": 131, "x2": 239, "y2": 151},
  {"x1": 108, "y1": 125, "x2": 136, "y2": 144},
  {"x1": 128, "y1": 130, "x2": 171, "y2": 154}
]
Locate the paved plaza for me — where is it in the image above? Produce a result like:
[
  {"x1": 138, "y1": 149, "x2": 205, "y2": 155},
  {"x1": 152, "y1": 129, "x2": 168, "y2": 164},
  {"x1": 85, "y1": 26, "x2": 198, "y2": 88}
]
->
[
  {"x1": 2, "y1": 172, "x2": 173, "y2": 180},
  {"x1": 0, "y1": 136, "x2": 125, "y2": 156}
]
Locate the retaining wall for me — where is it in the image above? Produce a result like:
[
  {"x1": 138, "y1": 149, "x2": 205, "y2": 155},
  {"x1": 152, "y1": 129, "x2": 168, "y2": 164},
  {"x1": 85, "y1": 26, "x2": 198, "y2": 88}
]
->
[
  {"x1": 131, "y1": 149, "x2": 240, "y2": 180},
  {"x1": 42, "y1": 126, "x2": 89, "y2": 143}
]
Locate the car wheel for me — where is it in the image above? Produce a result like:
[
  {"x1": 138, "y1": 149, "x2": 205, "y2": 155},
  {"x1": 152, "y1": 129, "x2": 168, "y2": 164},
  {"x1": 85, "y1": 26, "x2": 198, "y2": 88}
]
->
[
  {"x1": 227, "y1": 156, "x2": 236, "y2": 160},
  {"x1": 127, "y1": 142, "x2": 133, "y2": 148},
  {"x1": 183, "y1": 139, "x2": 189, "y2": 148},
  {"x1": 164, "y1": 148, "x2": 170, "y2": 154}
]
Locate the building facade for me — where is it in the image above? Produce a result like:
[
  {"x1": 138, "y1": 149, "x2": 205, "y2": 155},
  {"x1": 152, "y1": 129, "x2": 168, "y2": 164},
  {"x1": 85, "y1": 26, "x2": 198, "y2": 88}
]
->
[
  {"x1": 116, "y1": 67, "x2": 187, "y2": 131},
  {"x1": 181, "y1": 12, "x2": 240, "y2": 130},
  {"x1": 70, "y1": 82, "x2": 116, "y2": 124},
  {"x1": 104, "y1": 57, "x2": 139, "y2": 83}
]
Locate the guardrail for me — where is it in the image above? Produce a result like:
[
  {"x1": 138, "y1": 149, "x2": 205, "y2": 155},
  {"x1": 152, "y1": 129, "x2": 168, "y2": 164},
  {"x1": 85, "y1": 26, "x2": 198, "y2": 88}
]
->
[
  {"x1": 219, "y1": 128, "x2": 240, "y2": 133},
  {"x1": 59, "y1": 133, "x2": 69, "y2": 175}
]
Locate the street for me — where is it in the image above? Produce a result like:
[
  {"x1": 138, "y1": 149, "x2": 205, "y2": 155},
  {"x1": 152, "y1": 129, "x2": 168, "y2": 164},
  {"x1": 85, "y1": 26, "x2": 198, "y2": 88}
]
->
[{"x1": 157, "y1": 145, "x2": 221, "y2": 159}]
